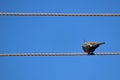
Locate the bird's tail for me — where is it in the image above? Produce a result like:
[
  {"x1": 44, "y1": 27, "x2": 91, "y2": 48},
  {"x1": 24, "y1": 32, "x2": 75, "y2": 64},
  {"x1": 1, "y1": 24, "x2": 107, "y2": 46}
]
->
[{"x1": 98, "y1": 42, "x2": 105, "y2": 45}]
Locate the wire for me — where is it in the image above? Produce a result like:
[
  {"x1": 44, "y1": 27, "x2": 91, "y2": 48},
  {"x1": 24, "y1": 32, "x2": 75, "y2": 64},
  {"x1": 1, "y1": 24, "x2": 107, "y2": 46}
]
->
[
  {"x1": 0, "y1": 52, "x2": 120, "y2": 56},
  {"x1": 0, "y1": 12, "x2": 120, "y2": 16},
  {"x1": 0, "y1": 13, "x2": 120, "y2": 56}
]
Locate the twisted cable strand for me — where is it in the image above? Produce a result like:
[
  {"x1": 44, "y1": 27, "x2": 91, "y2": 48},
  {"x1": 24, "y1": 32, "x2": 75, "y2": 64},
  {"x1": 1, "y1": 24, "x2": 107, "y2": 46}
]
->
[
  {"x1": 0, "y1": 12, "x2": 120, "y2": 16},
  {"x1": 0, "y1": 52, "x2": 120, "y2": 56}
]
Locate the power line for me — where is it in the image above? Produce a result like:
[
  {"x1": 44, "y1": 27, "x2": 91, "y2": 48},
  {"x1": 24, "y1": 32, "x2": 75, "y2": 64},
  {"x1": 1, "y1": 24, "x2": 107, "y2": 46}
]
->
[
  {"x1": 0, "y1": 52, "x2": 120, "y2": 56},
  {"x1": 0, "y1": 12, "x2": 120, "y2": 16}
]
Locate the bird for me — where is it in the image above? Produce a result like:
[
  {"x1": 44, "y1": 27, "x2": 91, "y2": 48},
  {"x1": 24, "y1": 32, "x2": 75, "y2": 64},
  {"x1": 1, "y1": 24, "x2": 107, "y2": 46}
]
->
[{"x1": 82, "y1": 42, "x2": 105, "y2": 55}]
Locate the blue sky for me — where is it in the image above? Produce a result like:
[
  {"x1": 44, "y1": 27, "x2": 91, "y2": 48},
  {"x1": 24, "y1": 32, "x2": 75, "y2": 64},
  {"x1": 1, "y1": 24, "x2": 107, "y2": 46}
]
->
[{"x1": 0, "y1": 0, "x2": 120, "y2": 80}]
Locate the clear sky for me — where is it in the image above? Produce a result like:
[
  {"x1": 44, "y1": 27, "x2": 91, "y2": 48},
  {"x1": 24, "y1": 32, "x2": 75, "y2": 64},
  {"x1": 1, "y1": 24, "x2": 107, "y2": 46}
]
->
[{"x1": 0, "y1": 0, "x2": 120, "y2": 80}]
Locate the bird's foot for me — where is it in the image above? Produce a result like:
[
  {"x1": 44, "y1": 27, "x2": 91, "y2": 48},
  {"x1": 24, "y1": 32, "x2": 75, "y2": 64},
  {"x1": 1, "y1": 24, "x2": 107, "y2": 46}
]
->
[{"x1": 88, "y1": 52, "x2": 95, "y2": 55}]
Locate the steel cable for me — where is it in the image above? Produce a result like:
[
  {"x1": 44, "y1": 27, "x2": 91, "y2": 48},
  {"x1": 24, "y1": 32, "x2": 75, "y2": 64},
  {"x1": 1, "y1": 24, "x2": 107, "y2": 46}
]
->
[
  {"x1": 0, "y1": 52, "x2": 120, "y2": 56},
  {"x1": 0, "y1": 12, "x2": 120, "y2": 16},
  {"x1": 0, "y1": 13, "x2": 120, "y2": 56}
]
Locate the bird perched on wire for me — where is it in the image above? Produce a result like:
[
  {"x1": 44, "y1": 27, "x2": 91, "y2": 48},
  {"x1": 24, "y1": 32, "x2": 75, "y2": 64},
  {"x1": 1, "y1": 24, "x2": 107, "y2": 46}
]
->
[{"x1": 82, "y1": 41, "x2": 105, "y2": 55}]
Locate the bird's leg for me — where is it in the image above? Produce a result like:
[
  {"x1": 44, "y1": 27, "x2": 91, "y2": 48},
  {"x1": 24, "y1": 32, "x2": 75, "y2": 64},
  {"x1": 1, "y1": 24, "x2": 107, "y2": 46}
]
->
[
  {"x1": 90, "y1": 52, "x2": 95, "y2": 55},
  {"x1": 88, "y1": 52, "x2": 95, "y2": 55}
]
